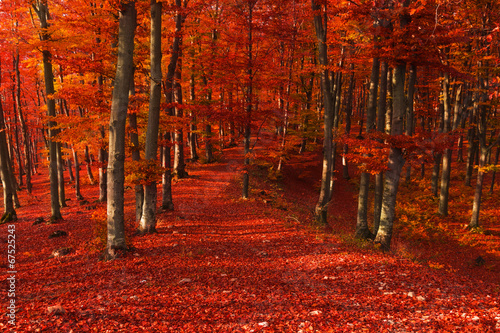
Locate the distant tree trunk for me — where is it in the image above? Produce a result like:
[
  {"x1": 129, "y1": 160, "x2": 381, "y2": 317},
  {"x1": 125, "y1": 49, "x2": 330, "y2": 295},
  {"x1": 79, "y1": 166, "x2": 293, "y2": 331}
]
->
[
  {"x1": 33, "y1": 0, "x2": 62, "y2": 222},
  {"x1": 468, "y1": 75, "x2": 500, "y2": 228},
  {"x1": 98, "y1": 72, "x2": 108, "y2": 203},
  {"x1": 138, "y1": 0, "x2": 162, "y2": 234},
  {"x1": 438, "y1": 72, "x2": 452, "y2": 216},
  {"x1": 431, "y1": 152, "x2": 442, "y2": 196},
  {"x1": 84, "y1": 145, "x2": 95, "y2": 184},
  {"x1": 128, "y1": 75, "x2": 143, "y2": 222},
  {"x1": 173, "y1": 48, "x2": 187, "y2": 178},
  {"x1": 67, "y1": 149, "x2": 74, "y2": 183},
  {"x1": 490, "y1": 147, "x2": 499, "y2": 193},
  {"x1": 98, "y1": 126, "x2": 107, "y2": 202},
  {"x1": 0, "y1": 63, "x2": 17, "y2": 223},
  {"x1": 205, "y1": 124, "x2": 214, "y2": 163},
  {"x1": 312, "y1": 0, "x2": 335, "y2": 223},
  {"x1": 71, "y1": 146, "x2": 84, "y2": 200},
  {"x1": 106, "y1": 1, "x2": 136, "y2": 259},
  {"x1": 161, "y1": 0, "x2": 183, "y2": 210},
  {"x1": 56, "y1": 143, "x2": 66, "y2": 207},
  {"x1": 342, "y1": 66, "x2": 354, "y2": 180},
  {"x1": 188, "y1": 72, "x2": 198, "y2": 161},
  {"x1": 374, "y1": 61, "x2": 388, "y2": 233},
  {"x1": 404, "y1": 64, "x2": 416, "y2": 183},
  {"x1": 469, "y1": 146, "x2": 487, "y2": 229},
  {"x1": 465, "y1": 127, "x2": 477, "y2": 186},
  {"x1": 161, "y1": 132, "x2": 174, "y2": 211}
]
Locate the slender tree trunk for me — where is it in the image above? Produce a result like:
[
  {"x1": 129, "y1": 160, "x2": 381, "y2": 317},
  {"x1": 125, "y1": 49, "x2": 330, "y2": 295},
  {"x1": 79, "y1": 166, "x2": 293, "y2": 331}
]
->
[
  {"x1": 205, "y1": 124, "x2": 214, "y2": 163},
  {"x1": 405, "y1": 64, "x2": 416, "y2": 182},
  {"x1": 161, "y1": 132, "x2": 174, "y2": 210},
  {"x1": 356, "y1": 56, "x2": 378, "y2": 240},
  {"x1": 106, "y1": 1, "x2": 136, "y2": 259},
  {"x1": 84, "y1": 145, "x2": 95, "y2": 184},
  {"x1": 469, "y1": 146, "x2": 487, "y2": 229},
  {"x1": 173, "y1": 48, "x2": 186, "y2": 178},
  {"x1": 242, "y1": 3, "x2": 255, "y2": 199},
  {"x1": 489, "y1": 147, "x2": 499, "y2": 193},
  {"x1": 128, "y1": 75, "x2": 143, "y2": 222},
  {"x1": 72, "y1": 146, "x2": 84, "y2": 200},
  {"x1": 33, "y1": 0, "x2": 62, "y2": 222},
  {"x1": 56, "y1": 142, "x2": 66, "y2": 207},
  {"x1": 139, "y1": 0, "x2": 162, "y2": 234},
  {"x1": 14, "y1": 51, "x2": 32, "y2": 193},
  {"x1": 438, "y1": 72, "x2": 452, "y2": 215},
  {"x1": 465, "y1": 128, "x2": 477, "y2": 186},
  {"x1": 98, "y1": 126, "x2": 107, "y2": 202},
  {"x1": 188, "y1": 72, "x2": 198, "y2": 161},
  {"x1": 312, "y1": 1, "x2": 335, "y2": 223},
  {"x1": 374, "y1": 61, "x2": 407, "y2": 251},
  {"x1": 374, "y1": 61, "x2": 388, "y2": 233},
  {"x1": 0, "y1": 62, "x2": 17, "y2": 223},
  {"x1": 161, "y1": 0, "x2": 183, "y2": 209}
]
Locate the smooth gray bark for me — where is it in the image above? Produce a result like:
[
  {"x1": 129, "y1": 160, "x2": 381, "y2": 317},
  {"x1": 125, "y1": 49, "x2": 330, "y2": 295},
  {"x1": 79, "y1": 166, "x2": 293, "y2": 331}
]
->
[
  {"x1": 139, "y1": 0, "x2": 162, "y2": 234},
  {"x1": 312, "y1": 0, "x2": 335, "y2": 223}
]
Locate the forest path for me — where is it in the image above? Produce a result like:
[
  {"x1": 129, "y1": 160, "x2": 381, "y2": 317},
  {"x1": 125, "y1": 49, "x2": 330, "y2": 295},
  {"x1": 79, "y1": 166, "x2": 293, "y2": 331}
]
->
[{"x1": 1, "y1": 144, "x2": 499, "y2": 332}]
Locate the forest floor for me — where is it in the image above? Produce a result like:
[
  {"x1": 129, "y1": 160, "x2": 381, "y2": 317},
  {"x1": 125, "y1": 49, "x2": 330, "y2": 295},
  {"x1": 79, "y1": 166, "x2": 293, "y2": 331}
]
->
[{"x1": 1, "y1": 137, "x2": 500, "y2": 332}]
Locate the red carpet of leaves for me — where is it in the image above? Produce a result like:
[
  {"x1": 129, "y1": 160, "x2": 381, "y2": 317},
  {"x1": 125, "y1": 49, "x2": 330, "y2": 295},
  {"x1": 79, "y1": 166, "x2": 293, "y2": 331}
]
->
[{"x1": 1, "y1": 145, "x2": 499, "y2": 332}]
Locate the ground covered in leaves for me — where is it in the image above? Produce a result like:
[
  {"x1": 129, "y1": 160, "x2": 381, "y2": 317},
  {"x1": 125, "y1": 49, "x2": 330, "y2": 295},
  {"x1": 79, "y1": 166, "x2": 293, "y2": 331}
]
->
[{"x1": 1, "y1": 144, "x2": 499, "y2": 332}]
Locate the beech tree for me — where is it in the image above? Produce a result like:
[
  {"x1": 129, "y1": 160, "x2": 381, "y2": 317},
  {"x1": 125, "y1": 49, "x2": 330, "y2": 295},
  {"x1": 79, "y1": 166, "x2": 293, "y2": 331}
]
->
[
  {"x1": 138, "y1": 0, "x2": 162, "y2": 234},
  {"x1": 106, "y1": 1, "x2": 137, "y2": 259},
  {"x1": 32, "y1": 0, "x2": 62, "y2": 222}
]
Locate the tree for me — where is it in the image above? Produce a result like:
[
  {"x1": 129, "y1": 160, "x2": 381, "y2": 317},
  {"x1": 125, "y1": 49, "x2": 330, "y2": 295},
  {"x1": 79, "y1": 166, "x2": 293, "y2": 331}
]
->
[
  {"x1": 0, "y1": 61, "x2": 17, "y2": 223},
  {"x1": 374, "y1": 0, "x2": 412, "y2": 250},
  {"x1": 106, "y1": 0, "x2": 137, "y2": 259},
  {"x1": 32, "y1": 0, "x2": 62, "y2": 222},
  {"x1": 311, "y1": 0, "x2": 335, "y2": 223}
]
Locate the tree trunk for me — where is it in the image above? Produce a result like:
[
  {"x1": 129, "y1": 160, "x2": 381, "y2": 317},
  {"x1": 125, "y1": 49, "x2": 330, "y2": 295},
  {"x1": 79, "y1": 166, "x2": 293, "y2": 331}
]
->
[
  {"x1": 106, "y1": 1, "x2": 136, "y2": 259},
  {"x1": 128, "y1": 75, "x2": 143, "y2": 222},
  {"x1": 33, "y1": 0, "x2": 62, "y2": 222},
  {"x1": 161, "y1": 132, "x2": 174, "y2": 210},
  {"x1": 404, "y1": 64, "x2": 416, "y2": 182},
  {"x1": 0, "y1": 62, "x2": 17, "y2": 223},
  {"x1": 374, "y1": 62, "x2": 407, "y2": 251},
  {"x1": 242, "y1": 2, "x2": 255, "y2": 199},
  {"x1": 138, "y1": 0, "x2": 162, "y2": 234},
  {"x1": 469, "y1": 146, "x2": 487, "y2": 229},
  {"x1": 173, "y1": 49, "x2": 186, "y2": 178},
  {"x1": 84, "y1": 145, "x2": 95, "y2": 184},
  {"x1": 356, "y1": 56, "x2": 378, "y2": 240},
  {"x1": 161, "y1": 0, "x2": 183, "y2": 209},
  {"x1": 312, "y1": 0, "x2": 335, "y2": 224},
  {"x1": 465, "y1": 128, "x2": 477, "y2": 186},
  {"x1": 14, "y1": 51, "x2": 32, "y2": 193},
  {"x1": 56, "y1": 142, "x2": 66, "y2": 207},
  {"x1": 374, "y1": 61, "x2": 388, "y2": 232},
  {"x1": 490, "y1": 147, "x2": 499, "y2": 193},
  {"x1": 438, "y1": 72, "x2": 451, "y2": 215},
  {"x1": 98, "y1": 126, "x2": 107, "y2": 202},
  {"x1": 72, "y1": 146, "x2": 84, "y2": 200}
]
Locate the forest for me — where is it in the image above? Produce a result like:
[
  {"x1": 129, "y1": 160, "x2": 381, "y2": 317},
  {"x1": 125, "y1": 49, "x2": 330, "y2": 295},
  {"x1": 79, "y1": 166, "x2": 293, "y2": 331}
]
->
[{"x1": 0, "y1": 0, "x2": 500, "y2": 331}]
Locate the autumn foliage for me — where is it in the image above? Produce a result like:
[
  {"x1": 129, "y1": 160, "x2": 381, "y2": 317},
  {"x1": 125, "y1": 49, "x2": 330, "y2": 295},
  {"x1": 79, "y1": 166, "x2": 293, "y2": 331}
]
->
[{"x1": 0, "y1": 0, "x2": 499, "y2": 331}]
